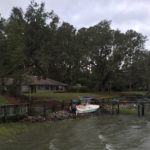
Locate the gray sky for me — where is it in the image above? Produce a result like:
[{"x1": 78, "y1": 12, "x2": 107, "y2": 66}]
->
[{"x1": 0, "y1": 0, "x2": 150, "y2": 49}]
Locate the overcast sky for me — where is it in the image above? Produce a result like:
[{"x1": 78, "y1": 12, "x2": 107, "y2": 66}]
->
[{"x1": 0, "y1": 0, "x2": 150, "y2": 49}]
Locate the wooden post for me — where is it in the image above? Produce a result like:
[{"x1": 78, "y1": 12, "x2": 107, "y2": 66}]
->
[
  {"x1": 27, "y1": 104, "x2": 30, "y2": 116},
  {"x1": 108, "y1": 80, "x2": 111, "y2": 95},
  {"x1": 28, "y1": 103, "x2": 33, "y2": 116},
  {"x1": 52, "y1": 102, "x2": 56, "y2": 112},
  {"x1": 3, "y1": 106, "x2": 7, "y2": 123},
  {"x1": 15, "y1": 105, "x2": 18, "y2": 121},
  {"x1": 112, "y1": 104, "x2": 114, "y2": 115},
  {"x1": 0, "y1": 106, "x2": 2, "y2": 123},
  {"x1": 99, "y1": 101, "x2": 101, "y2": 114},
  {"x1": 117, "y1": 103, "x2": 120, "y2": 114},
  {"x1": 138, "y1": 104, "x2": 140, "y2": 116},
  {"x1": 142, "y1": 103, "x2": 145, "y2": 116},
  {"x1": 43, "y1": 103, "x2": 47, "y2": 119},
  {"x1": 61, "y1": 101, "x2": 64, "y2": 110}
]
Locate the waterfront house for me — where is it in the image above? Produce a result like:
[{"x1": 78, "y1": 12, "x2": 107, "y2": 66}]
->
[
  {"x1": 0, "y1": 76, "x2": 68, "y2": 93},
  {"x1": 22, "y1": 76, "x2": 68, "y2": 93}
]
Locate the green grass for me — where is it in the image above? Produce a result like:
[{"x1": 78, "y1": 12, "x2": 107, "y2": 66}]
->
[
  {"x1": 24, "y1": 91, "x2": 150, "y2": 102},
  {"x1": 0, "y1": 122, "x2": 56, "y2": 137},
  {"x1": 0, "y1": 123, "x2": 38, "y2": 137},
  {"x1": 120, "y1": 91, "x2": 147, "y2": 97},
  {"x1": 120, "y1": 108, "x2": 137, "y2": 115},
  {"x1": 0, "y1": 123, "x2": 25, "y2": 137},
  {"x1": 26, "y1": 91, "x2": 119, "y2": 101},
  {"x1": 0, "y1": 95, "x2": 8, "y2": 104}
]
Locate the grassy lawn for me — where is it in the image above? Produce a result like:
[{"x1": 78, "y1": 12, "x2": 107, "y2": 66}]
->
[
  {"x1": 0, "y1": 123, "x2": 26, "y2": 137},
  {"x1": 120, "y1": 91, "x2": 147, "y2": 97},
  {"x1": 0, "y1": 95, "x2": 8, "y2": 104},
  {"x1": 26, "y1": 91, "x2": 119, "y2": 101},
  {"x1": 24, "y1": 91, "x2": 150, "y2": 102},
  {"x1": 120, "y1": 108, "x2": 137, "y2": 115},
  {"x1": 0, "y1": 122, "x2": 40, "y2": 137}
]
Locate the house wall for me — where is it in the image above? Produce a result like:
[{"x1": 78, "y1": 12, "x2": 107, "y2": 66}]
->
[
  {"x1": 36, "y1": 85, "x2": 57, "y2": 91},
  {"x1": 21, "y1": 85, "x2": 30, "y2": 93},
  {"x1": 36, "y1": 85, "x2": 66, "y2": 92},
  {"x1": 21, "y1": 85, "x2": 67, "y2": 93}
]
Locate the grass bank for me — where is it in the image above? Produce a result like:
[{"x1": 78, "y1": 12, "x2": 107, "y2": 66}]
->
[
  {"x1": 0, "y1": 123, "x2": 28, "y2": 137},
  {"x1": 0, "y1": 95, "x2": 8, "y2": 104},
  {"x1": 25, "y1": 91, "x2": 120, "y2": 101},
  {"x1": 120, "y1": 108, "x2": 137, "y2": 115},
  {"x1": 24, "y1": 91, "x2": 150, "y2": 102},
  {"x1": 120, "y1": 91, "x2": 149, "y2": 97},
  {"x1": 0, "y1": 122, "x2": 47, "y2": 137}
]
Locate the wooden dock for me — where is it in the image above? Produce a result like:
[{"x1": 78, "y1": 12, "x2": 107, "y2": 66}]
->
[
  {"x1": 1, "y1": 97, "x2": 150, "y2": 123},
  {"x1": 0, "y1": 104, "x2": 29, "y2": 123}
]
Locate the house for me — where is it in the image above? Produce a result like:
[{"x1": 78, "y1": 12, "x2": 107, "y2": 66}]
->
[
  {"x1": 0, "y1": 78, "x2": 13, "y2": 92},
  {"x1": 0, "y1": 76, "x2": 68, "y2": 93},
  {"x1": 22, "y1": 76, "x2": 68, "y2": 93}
]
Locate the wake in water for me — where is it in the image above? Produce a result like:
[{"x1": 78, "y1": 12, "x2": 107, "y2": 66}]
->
[
  {"x1": 105, "y1": 144, "x2": 114, "y2": 150},
  {"x1": 49, "y1": 139, "x2": 57, "y2": 150},
  {"x1": 98, "y1": 134, "x2": 105, "y2": 142},
  {"x1": 98, "y1": 134, "x2": 114, "y2": 150}
]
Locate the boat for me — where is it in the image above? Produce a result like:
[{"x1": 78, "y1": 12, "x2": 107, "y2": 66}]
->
[
  {"x1": 76, "y1": 96, "x2": 100, "y2": 114},
  {"x1": 76, "y1": 104, "x2": 99, "y2": 114}
]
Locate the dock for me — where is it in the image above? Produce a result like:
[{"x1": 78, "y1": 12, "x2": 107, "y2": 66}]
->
[{"x1": 0, "y1": 97, "x2": 150, "y2": 123}]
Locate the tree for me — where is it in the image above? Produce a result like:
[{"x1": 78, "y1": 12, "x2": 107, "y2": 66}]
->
[
  {"x1": 24, "y1": 1, "x2": 54, "y2": 77},
  {"x1": 86, "y1": 20, "x2": 113, "y2": 91},
  {"x1": 0, "y1": 7, "x2": 26, "y2": 95},
  {"x1": 0, "y1": 1, "x2": 149, "y2": 94},
  {"x1": 5, "y1": 7, "x2": 25, "y2": 95},
  {"x1": 122, "y1": 30, "x2": 147, "y2": 91},
  {"x1": 55, "y1": 22, "x2": 77, "y2": 84},
  {"x1": 0, "y1": 16, "x2": 7, "y2": 93}
]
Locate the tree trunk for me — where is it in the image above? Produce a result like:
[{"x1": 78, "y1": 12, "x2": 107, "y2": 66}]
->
[
  {"x1": 1, "y1": 77, "x2": 5, "y2": 95},
  {"x1": 108, "y1": 80, "x2": 112, "y2": 95},
  {"x1": 129, "y1": 80, "x2": 132, "y2": 91}
]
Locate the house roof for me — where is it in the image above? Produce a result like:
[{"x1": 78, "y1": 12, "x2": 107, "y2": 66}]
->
[
  {"x1": 0, "y1": 78, "x2": 13, "y2": 86},
  {"x1": 30, "y1": 76, "x2": 67, "y2": 86},
  {"x1": 0, "y1": 76, "x2": 68, "y2": 86}
]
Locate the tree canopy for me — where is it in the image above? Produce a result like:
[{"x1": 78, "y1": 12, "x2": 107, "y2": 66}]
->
[{"x1": 0, "y1": 1, "x2": 149, "y2": 94}]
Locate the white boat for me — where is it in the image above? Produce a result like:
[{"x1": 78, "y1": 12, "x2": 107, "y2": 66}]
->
[
  {"x1": 72, "y1": 96, "x2": 99, "y2": 114},
  {"x1": 76, "y1": 104, "x2": 99, "y2": 114}
]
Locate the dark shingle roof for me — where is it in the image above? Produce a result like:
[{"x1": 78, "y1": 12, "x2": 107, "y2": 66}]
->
[
  {"x1": 0, "y1": 78, "x2": 13, "y2": 86},
  {"x1": 0, "y1": 76, "x2": 67, "y2": 86},
  {"x1": 30, "y1": 76, "x2": 67, "y2": 86}
]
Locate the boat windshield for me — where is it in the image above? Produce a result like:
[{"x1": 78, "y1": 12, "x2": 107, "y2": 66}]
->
[{"x1": 79, "y1": 96, "x2": 92, "y2": 105}]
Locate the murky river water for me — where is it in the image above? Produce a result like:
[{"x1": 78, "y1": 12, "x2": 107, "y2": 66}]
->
[{"x1": 1, "y1": 115, "x2": 150, "y2": 150}]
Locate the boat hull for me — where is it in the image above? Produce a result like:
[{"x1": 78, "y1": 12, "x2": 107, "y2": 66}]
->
[{"x1": 76, "y1": 104, "x2": 99, "y2": 114}]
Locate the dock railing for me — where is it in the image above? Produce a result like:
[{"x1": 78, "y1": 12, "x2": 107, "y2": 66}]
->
[{"x1": 0, "y1": 103, "x2": 29, "y2": 123}]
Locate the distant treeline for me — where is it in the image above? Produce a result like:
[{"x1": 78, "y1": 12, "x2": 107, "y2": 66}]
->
[{"x1": 0, "y1": 1, "x2": 150, "y2": 94}]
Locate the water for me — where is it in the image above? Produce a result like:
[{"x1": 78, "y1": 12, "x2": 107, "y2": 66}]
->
[{"x1": 0, "y1": 115, "x2": 150, "y2": 150}]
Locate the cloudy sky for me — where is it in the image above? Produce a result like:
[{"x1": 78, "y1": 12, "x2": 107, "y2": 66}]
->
[{"x1": 0, "y1": 0, "x2": 150, "y2": 49}]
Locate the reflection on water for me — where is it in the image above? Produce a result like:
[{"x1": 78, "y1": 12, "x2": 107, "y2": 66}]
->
[{"x1": 0, "y1": 115, "x2": 150, "y2": 150}]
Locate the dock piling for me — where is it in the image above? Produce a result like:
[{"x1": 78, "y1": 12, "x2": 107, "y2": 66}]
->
[
  {"x1": 141, "y1": 103, "x2": 145, "y2": 116},
  {"x1": 116, "y1": 103, "x2": 120, "y2": 114}
]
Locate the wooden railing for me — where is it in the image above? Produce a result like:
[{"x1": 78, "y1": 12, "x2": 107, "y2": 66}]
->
[
  {"x1": 0, "y1": 104, "x2": 29, "y2": 123},
  {"x1": 1, "y1": 97, "x2": 150, "y2": 123}
]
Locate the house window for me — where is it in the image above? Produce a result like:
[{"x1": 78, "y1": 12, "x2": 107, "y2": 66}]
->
[{"x1": 46, "y1": 85, "x2": 49, "y2": 90}]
